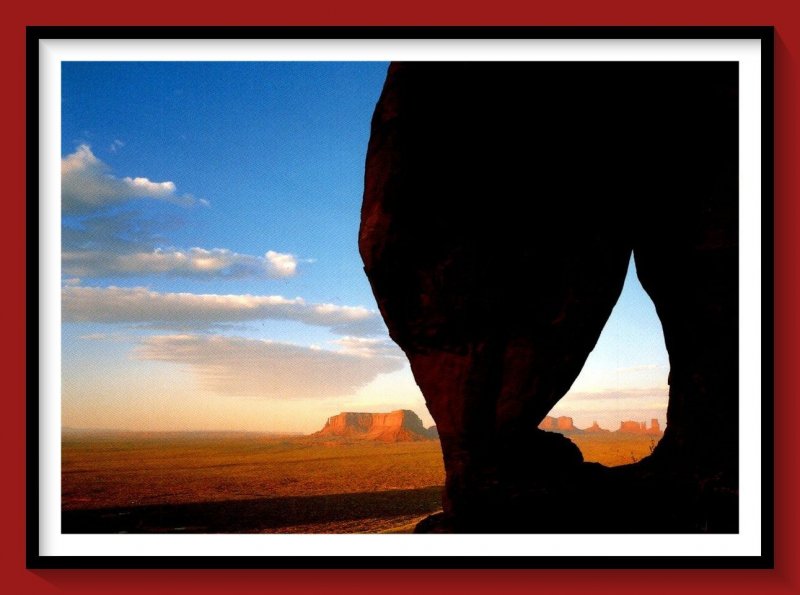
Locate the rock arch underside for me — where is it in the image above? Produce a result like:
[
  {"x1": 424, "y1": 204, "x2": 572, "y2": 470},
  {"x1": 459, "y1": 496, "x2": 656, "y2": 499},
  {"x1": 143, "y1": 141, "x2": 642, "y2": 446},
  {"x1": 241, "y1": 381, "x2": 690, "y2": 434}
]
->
[{"x1": 359, "y1": 62, "x2": 738, "y2": 533}]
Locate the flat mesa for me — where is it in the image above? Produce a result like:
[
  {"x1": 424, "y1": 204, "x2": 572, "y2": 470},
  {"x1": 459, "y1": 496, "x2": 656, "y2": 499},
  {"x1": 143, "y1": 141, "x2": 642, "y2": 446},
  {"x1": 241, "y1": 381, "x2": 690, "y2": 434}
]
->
[{"x1": 313, "y1": 409, "x2": 438, "y2": 442}]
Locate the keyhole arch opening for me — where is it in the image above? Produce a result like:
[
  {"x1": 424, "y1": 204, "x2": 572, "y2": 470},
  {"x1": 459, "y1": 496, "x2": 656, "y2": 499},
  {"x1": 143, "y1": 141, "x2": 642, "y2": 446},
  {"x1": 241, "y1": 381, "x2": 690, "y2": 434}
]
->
[{"x1": 543, "y1": 254, "x2": 670, "y2": 467}]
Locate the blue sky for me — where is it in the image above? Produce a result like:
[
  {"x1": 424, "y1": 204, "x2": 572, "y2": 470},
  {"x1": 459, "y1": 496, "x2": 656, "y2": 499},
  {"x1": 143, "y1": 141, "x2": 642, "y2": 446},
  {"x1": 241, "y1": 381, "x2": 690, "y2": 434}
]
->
[{"x1": 61, "y1": 61, "x2": 669, "y2": 433}]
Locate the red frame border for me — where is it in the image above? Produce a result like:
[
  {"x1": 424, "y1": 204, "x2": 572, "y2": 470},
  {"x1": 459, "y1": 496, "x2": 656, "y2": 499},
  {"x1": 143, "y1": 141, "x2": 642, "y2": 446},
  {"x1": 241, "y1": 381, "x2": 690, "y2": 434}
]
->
[{"x1": 6, "y1": 2, "x2": 797, "y2": 593}]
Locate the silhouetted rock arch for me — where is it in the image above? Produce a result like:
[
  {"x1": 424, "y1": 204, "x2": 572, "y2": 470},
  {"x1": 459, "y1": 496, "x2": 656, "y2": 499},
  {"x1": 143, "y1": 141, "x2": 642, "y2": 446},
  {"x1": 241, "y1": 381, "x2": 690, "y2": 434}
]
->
[{"x1": 360, "y1": 62, "x2": 738, "y2": 533}]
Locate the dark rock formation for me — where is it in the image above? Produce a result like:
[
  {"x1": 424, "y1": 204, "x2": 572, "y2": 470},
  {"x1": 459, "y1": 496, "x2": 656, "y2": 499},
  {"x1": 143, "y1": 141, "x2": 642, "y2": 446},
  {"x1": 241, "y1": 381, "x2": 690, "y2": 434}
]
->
[
  {"x1": 360, "y1": 62, "x2": 738, "y2": 533},
  {"x1": 314, "y1": 410, "x2": 438, "y2": 442}
]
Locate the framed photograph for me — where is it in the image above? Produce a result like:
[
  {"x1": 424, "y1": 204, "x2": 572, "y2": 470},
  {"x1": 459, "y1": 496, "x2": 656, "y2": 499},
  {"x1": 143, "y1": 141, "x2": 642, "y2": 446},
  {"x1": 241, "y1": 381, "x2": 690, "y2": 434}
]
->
[{"x1": 28, "y1": 26, "x2": 772, "y2": 569}]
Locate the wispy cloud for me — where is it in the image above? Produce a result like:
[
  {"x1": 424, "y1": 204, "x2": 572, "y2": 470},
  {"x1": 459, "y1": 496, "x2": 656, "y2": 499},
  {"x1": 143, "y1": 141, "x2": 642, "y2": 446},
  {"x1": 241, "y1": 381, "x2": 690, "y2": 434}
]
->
[
  {"x1": 561, "y1": 387, "x2": 669, "y2": 402},
  {"x1": 62, "y1": 285, "x2": 387, "y2": 336},
  {"x1": 63, "y1": 209, "x2": 175, "y2": 255},
  {"x1": 79, "y1": 332, "x2": 136, "y2": 342},
  {"x1": 60, "y1": 150, "x2": 300, "y2": 280},
  {"x1": 62, "y1": 210, "x2": 302, "y2": 280},
  {"x1": 135, "y1": 334, "x2": 405, "y2": 399},
  {"x1": 63, "y1": 248, "x2": 300, "y2": 279},
  {"x1": 331, "y1": 336, "x2": 403, "y2": 358},
  {"x1": 62, "y1": 144, "x2": 204, "y2": 213}
]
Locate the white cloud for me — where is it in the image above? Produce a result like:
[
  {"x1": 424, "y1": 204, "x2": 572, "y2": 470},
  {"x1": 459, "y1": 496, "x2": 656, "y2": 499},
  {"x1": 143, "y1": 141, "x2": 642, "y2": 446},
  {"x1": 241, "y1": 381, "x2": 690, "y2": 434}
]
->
[
  {"x1": 265, "y1": 250, "x2": 297, "y2": 277},
  {"x1": 63, "y1": 247, "x2": 300, "y2": 279},
  {"x1": 134, "y1": 334, "x2": 405, "y2": 399},
  {"x1": 62, "y1": 144, "x2": 202, "y2": 212},
  {"x1": 109, "y1": 139, "x2": 125, "y2": 153},
  {"x1": 62, "y1": 285, "x2": 386, "y2": 335},
  {"x1": 60, "y1": 147, "x2": 299, "y2": 282},
  {"x1": 331, "y1": 336, "x2": 403, "y2": 358}
]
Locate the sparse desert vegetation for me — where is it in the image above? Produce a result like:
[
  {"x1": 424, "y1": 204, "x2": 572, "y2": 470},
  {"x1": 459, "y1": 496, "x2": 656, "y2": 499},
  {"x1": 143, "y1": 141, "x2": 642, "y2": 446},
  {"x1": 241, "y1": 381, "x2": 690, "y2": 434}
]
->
[{"x1": 568, "y1": 433, "x2": 661, "y2": 467}]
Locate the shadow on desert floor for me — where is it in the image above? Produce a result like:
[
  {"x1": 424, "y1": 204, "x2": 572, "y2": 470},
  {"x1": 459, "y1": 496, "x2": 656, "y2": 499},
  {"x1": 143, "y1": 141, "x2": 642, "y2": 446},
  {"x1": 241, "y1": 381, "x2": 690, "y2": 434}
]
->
[{"x1": 62, "y1": 486, "x2": 443, "y2": 534}]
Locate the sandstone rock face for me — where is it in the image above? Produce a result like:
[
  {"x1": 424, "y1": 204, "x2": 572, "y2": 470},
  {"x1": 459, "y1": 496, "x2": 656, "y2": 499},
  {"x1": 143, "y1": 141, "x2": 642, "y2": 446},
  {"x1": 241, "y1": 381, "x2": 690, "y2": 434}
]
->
[
  {"x1": 539, "y1": 416, "x2": 580, "y2": 433},
  {"x1": 360, "y1": 62, "x2": 739, "y2": 533},
  {"x1": 538, "y1": 416, "x2": 556, "y2": 431},
  {"x1": 556, "y1": 417, "x2": 578, "y2": 433},
  {"x1": 619, "y1": 421, "x2": 645, "y2": 434},
  {"x1": 618, "y1": 419, "x2": 662, "y2": 435},
  {"x1": 314, "y1": 410, "x2": 437, "y2": 442},
  {"x1": 585, "y1": 421, "x2": 609, "y2": 434}
]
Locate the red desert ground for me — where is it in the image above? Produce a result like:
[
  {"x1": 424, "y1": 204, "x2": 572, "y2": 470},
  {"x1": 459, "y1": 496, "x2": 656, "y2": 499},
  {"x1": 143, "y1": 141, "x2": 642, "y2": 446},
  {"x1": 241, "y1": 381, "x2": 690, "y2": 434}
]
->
[{"x1": 62, "y1": 410, "x2": 662, "y2": 534}]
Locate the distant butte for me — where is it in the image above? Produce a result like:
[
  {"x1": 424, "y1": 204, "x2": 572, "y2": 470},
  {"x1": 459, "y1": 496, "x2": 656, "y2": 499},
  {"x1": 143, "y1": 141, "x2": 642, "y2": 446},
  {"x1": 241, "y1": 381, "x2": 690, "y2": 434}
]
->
[
  {"x1": 538, "y1": 416, "x2": 663, "y2": 435},
  {"x1": 538, "y1": 415, "x2": 580, "y2": 433},
  {"x1": 313, "y1": 410, "x2": 438, "y2": 442}
]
